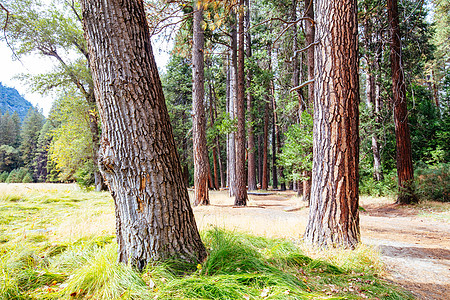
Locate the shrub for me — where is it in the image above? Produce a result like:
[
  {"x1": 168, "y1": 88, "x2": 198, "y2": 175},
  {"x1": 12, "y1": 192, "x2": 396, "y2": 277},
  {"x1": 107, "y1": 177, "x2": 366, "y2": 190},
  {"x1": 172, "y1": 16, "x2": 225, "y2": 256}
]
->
[
  {"x1": 359, "y1": 170, "x2": 397, "y2": 196},
  {"x1": 415, "y1": 163, "x2": 449, "y2": 202}
]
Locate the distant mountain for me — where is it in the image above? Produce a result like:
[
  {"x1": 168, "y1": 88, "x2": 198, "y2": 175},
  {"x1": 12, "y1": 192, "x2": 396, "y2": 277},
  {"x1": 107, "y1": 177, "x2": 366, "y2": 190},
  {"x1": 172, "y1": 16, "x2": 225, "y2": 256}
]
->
[{"x1": 0, "y1": 82, "x2": 34, "y2": 121}]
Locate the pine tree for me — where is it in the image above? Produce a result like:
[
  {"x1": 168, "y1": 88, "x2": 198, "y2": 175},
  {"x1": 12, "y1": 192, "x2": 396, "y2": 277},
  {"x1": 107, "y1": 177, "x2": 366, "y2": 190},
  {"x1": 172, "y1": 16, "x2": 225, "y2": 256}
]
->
[{"x1": 19, "y1": 107, "x2": 44, "y2": 173}]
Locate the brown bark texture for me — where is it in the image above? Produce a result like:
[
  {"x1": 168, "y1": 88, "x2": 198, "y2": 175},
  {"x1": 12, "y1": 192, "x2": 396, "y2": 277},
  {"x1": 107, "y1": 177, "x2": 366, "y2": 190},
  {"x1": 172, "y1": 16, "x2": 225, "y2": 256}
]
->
[
  {"x1": 302, "y1": 0, "x2": 314, "y2": 202},
  {"x1": 192, "y1": 4, "x2": 210, "y2": 205},
  {"x1": 209, "y1": 84, "x2": 220, "y2": 190},
  {"x1": 387, "y1": 0, "x2": 417, "y2": 204},
  {"x1": 246, "y1": 0, "x2": 257, "y2": 191},
  {"x1": 235, "y1": 0, "x2": 248, "y2": 206},
  {"x1": 304, "y1": 0, "x2": 360, "y2": 248},
  {"x1": 262, "y1": 100, "x2": 269, "y2": 190},
  {"x1": 80, "y1": 0, "x2": 206, "y2": 269}
]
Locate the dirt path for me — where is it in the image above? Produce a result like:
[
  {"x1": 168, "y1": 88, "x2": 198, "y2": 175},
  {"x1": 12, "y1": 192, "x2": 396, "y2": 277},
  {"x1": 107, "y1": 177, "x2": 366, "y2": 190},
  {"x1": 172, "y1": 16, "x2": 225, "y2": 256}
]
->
[{"x1": 192, "y1": 191, "x2": 450, "y2": 300}]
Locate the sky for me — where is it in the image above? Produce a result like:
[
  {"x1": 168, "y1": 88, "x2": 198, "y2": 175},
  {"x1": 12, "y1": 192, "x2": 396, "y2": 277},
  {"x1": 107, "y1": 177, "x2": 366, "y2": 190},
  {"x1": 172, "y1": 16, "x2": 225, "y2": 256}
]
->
[{"x1": 0, "y1": 39, "x2": 172, "y2": 117}]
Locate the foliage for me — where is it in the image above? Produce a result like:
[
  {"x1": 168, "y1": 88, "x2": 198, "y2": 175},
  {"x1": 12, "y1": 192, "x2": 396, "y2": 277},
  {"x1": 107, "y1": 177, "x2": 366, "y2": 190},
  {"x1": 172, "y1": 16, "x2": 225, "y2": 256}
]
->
[
  {"x1": 22, "y1": 172, "x2": 33, "y2": 183},
  {"x1": 0, "y1": 172, "x2": 9, "y2": 182},
  {"x1": 359, "y1": 170, "x2": 398, "y2": 197},
  {"x1": 48, "y1": 92, "x2": 94, "y2": 183},
  {"x1": 32, "y1": 119, "x2": 56, "y2": 182},
  {"x1": 0, "y1": 145, "x2": 21, "y2": 173},
  {"x1": 5, "y1": 167, "x2": 29, "y2": 183},
  {"x1": 161, "y1": 54, "x2": 193, "y2": 177},
  {"x1": 279, "y1": 112, "x2": 313, "y2": 182},
  {"x1": 19, "y1": 107, "x2": 45, "y2": 169},
  {"x1": 415, "y1": 163, "x2": 449, "y2": 202}
]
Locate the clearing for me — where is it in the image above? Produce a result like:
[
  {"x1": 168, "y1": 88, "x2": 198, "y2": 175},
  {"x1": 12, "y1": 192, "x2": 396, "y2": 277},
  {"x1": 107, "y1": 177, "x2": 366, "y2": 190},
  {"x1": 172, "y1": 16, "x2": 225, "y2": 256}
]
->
[{"x1": 1, "y1": 183, "x2": 449, "y2": 299}]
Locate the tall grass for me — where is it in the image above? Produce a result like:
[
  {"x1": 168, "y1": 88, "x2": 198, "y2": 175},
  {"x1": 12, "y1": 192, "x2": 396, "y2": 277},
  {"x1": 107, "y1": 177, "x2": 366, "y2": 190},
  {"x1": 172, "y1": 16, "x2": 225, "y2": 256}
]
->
[{"x1": 0, "y1": 186, "x2": 414, "y2": 299}]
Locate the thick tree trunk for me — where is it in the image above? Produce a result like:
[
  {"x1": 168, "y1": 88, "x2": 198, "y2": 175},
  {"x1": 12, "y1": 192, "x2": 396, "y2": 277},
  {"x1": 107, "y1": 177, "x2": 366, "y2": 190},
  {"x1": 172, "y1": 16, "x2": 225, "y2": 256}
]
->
[
  {"x1": 192, "y1": 4, "x2": 209, "y2": 205},
  {"x1": 80, "y1": 0, "x2": 206, "y2": 268},
  {"x1": 246, "y1": 0, "x2": 257, "y2": 192},
  {"x1": 387, "y1": 0, "x2": 418, "y2": 204},
  {"x1": 235, "y1": 0, "x2": 248, "y2": 206},
  {"x1": 304, "y1": 0, "x2": 360, "y2": 249}
]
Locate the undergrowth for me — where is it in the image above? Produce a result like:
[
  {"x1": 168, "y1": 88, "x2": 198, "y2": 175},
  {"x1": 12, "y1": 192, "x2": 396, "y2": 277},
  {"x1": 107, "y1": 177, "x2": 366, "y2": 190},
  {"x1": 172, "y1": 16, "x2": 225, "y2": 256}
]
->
[{"x1": 0, "y1": 187, "x2": 414, "y2": 299}]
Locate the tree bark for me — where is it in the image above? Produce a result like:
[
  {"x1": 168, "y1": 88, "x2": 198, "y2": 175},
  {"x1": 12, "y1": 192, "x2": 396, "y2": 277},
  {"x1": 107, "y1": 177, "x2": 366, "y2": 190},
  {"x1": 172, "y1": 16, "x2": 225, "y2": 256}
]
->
[
  {"x1": 304, "y1": 0, "x2": 360, "y2": 249},
  {"x1": 235, "y1": 0, "x2": 248, "y2": 206},
  {"x1": 80, "y1": 0, "x2": 206, "y2": 269},
  {"x1": 246, "y1": 0, "x2": 257, "y2": 192},
  {"x1": 262, "y1": 100, "x2": 269, "y2": 190},
  {"x1": 192, "y1": 3, "x2": 209, "y2": 205},
  {"x1": 363, "y1": 4, "x2": 383, "y2": 182},
  {"x1": 209, "y1": 83, "x2": 220, "y2": 190},
  {"x1": 302, "y1": 0, "x2": 314, "y2": 202},
  {"x1": 227, "y1": 23, "x2": 237, "y2": 197},
  {"x1": 387, "y1": 0, "x2": 418, "y2": 204},
  {"x1": 212, "y1": 86, "x2": 225, "y2": 188},
  {"x1": 85, "y1": 92, "x2": 107, "y2": 192}
]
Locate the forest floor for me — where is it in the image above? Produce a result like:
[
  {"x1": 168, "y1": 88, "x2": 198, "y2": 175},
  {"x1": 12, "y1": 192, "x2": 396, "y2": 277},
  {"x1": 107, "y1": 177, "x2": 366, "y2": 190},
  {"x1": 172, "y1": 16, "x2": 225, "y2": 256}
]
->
[
  {"x1": 193, "y1": 190, "x2": 450, "y2": 300},
  {"x1": 1, "y1": 183, "x2": 448, "y2": 299}
]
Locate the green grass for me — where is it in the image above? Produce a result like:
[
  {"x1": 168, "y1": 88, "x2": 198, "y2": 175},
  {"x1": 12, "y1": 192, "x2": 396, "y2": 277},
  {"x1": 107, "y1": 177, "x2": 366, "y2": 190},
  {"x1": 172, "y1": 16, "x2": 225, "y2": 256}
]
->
[{"x1": 0, "y1": 186, "x2": 414, "y2": 299}]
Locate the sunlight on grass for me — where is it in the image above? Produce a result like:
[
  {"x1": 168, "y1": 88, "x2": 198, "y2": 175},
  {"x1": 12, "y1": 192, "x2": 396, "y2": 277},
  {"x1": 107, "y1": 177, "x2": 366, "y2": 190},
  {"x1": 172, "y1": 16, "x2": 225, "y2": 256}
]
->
[{"x1": 0, "y1": 184, "x2": 414, "y2": 299}]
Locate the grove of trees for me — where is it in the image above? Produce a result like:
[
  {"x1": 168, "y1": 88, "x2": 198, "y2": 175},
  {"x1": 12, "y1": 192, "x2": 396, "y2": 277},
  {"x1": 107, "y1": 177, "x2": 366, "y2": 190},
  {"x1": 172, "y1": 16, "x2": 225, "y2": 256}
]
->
[{"x1": 1, "y1": 0, "x2": 449, "y2": 267}]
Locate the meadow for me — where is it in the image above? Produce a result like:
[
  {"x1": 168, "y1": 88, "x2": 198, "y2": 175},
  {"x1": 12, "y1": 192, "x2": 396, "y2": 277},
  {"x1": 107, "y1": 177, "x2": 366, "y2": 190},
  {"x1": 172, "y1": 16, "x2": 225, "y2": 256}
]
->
[{"x1": 0, "y1": 183, "x2": 414, "y2": 299}]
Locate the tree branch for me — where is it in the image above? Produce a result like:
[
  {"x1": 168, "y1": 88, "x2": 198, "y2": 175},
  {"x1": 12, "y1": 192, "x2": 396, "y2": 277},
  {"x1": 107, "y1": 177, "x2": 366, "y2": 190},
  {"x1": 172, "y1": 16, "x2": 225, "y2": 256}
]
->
[
  {"x1": 290, "y1": 41, "x2": 318, "y2": 61},
  {"x1": 290, "y1": 79, "x2": 314, "y2": 93}
]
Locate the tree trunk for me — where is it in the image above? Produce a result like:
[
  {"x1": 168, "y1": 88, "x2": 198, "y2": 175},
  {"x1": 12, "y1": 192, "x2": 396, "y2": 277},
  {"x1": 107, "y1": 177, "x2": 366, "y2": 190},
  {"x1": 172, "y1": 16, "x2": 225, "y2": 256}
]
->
[
  {"x1": 246, "y1": 0, "x2": 257, "y2": 192},
  {"x1": 304, "y1": 0, "x2": 360, "y2": 249},
  {"x1": 387, "y1": 0, "x2": 418, "y2": 204},
  {"x1": 262, "y1": 101, "x2": 269, "y2": 190},
  {"x1": 235, "y1": 0, "x2": 248, "y2": 206},
  {"x1": 212, "y1": 86, "x2": 225, "y2": 188},
  {"x1": 86, "y1": 92, "x2": 107, "y2": 192},
  {"x1": 192, "y1": 3, "x2": 209, "y2": 205},
  {"x1": 227, "y1": 23, "x2": 237, "y2": 197},
  {"x1": 258, "y1": 134, "x2": 263, "y2": 187},
  {"x1": 80, "y1": 0, "x2": 206, "y2": 269},
  {"x1": 267, "y1": 44, "x2": 277, "y2": 190},
  {"x1": 363, "y1": 4, "x2": 383, "y2": 182},
  {"x1": 209, "y1": 84, "x2": 220, "y2": 190},
  {"x1": 302, "y1": 0, "x2": 314, "y2": 202},
  {"x1": 272, "y1": 113, "x2": 278, "y2": 189}
]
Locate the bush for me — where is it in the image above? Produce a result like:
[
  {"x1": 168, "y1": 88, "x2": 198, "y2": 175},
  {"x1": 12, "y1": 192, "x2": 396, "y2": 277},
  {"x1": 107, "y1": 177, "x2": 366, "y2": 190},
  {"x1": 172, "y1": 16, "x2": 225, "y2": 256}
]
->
[
  {"x1": 415, "y1": 163, "x2": 449, "y2": 202},
  {"x1": 359, "y1": 170, "x2": 397, "y2": 197}
]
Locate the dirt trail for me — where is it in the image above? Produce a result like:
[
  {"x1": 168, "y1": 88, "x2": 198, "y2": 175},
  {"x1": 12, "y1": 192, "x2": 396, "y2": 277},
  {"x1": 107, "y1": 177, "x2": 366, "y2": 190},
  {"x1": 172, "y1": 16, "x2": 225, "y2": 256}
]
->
[{"x1": 193, "y1": 191, "x2": 450, "y2": 300}]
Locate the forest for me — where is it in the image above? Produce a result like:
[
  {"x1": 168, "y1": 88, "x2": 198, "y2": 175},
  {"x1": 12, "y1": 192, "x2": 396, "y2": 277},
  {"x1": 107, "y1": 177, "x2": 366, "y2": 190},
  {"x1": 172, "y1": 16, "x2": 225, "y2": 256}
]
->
[
  {"x1": 0, "y1": 0, "x2": 449, "y2": 298},
  {"x1": 0, "y1": 0, "x2": 448, "y2": 201}
]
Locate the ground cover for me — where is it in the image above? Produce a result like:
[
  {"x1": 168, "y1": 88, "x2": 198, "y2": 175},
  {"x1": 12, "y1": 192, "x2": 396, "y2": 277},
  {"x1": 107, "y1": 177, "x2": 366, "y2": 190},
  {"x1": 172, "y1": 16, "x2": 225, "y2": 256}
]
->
[{"x1": 1, "y1": 183, "x2": 444, "y2": 299}]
